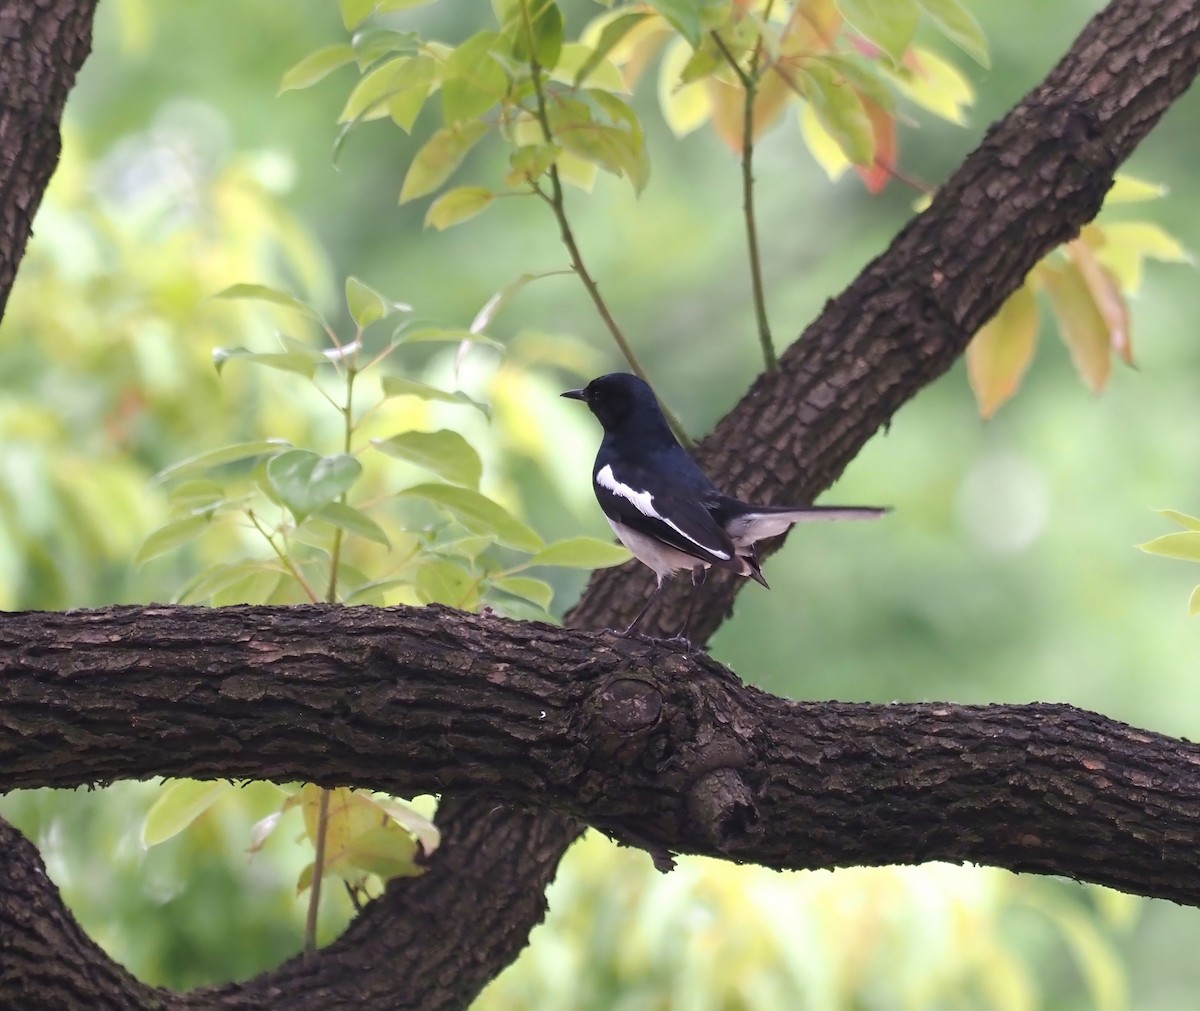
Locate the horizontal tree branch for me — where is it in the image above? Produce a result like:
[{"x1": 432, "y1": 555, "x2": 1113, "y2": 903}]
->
[{"x1": 3, "y1": 603, "x2": 1199, "y2": 909}]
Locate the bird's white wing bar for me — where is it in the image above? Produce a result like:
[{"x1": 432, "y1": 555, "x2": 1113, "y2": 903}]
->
[{"x1": 596, "y1": 464, "x2": 731, "y2": 560}]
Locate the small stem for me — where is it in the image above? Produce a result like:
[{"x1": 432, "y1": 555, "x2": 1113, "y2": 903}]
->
[
  {"x1": 248, "y1": 511, "x2": 320, "y2": 603},
  {"x1": 325, "y1": 366, "x2": 357, "y2": 603},
  {"x1": 712, "y1": 29, "x2": 776, "y2": 371},
  {"x1": 522, "y1": 22, "x2": 692, "y2": 445},
  {"x1": 304, "y1": 786, "x2": 331, "y2": 959}
]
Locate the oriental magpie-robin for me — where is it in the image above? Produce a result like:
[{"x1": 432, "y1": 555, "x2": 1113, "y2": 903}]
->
[{"x1": 562, "y1": 372, "x2": 887, "y2": 643}]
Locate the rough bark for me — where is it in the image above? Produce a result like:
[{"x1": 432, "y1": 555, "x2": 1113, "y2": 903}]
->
[
  {"x1": 0, "y1": 0, "x2": 98, "y2": 323},
  {"x1": 4, "y1": 603, "x2": 1200, "y2": 1010},
  {"x1": 0, "y1": 0, "x2": 1198, "y2": 1007}
]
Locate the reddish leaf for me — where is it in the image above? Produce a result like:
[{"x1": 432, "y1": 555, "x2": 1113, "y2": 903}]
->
[
  {"x1": 965, "y1": 283, "x2": 1039, "y2": 419},
  {"x1": 853, "y1": 95, "x2": 895, "y2": 194},
  {"x1": 1068, "y1": 240, "x2": 1133, "y2": 365}
]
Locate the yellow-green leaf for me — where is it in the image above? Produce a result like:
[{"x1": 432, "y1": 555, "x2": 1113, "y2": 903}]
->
[
  {"x1": 212, "y1": 282, "x2": 319, "y2": 319},
  {"x1": 135, "y1": 515, "x2": 210, "y2": 565},
  {"x1": 142, "y1": 780, "x2": 232, "y2": 846},
  {"x1": 799, "y1": 102, "x2": 851, "y2": 181},
  {"x1": 155, "y1": 440, "x2": 290, "y2": 484},
  {"x1": 400, "y1": 484, "x2": 543, "y2": 552},
  {"x1": 442, "y1": 31, "x2": 508, "y2": 123},
  {"x1": 339, "y1": 55, "x2": 436, "y2": 128},
  {"x1": 1137, "y1": 531, "x2": 1200, "y2": 562},
  {"x1": 918, "y1": 0, "x2": 989, "y2": 67},
  {"x1": 1091, "y1": 221, "x2": 1192, "y2": 294},
  {"x1": 316, "y1": 501, "x2": 391, "y2": 546},
  {"x1": 891, "y1": 46, "x2": 974, "y2": 126},
  {"x1": 373, "y1": 430, "x2": 483, "y2": 488},
  {"x1": 1106, "y1": 173, "x2": 1167, "y2": 204},
  {"x1": 279, "y1": 44, "x2": 356, "y2": 94},
  {"x1": 345, "y1": 275, "x2": 391, "y2": 328},
  {"x1": 399, "y1": 120, "x2": 489, "y2": 204},
  {"x1": 1043, "y1": 261, "x2": 1111, "y2": 394},
  {"x1": 569, "y1": 15, "x2": 647, "y2": 87},
  {"x1": 494, "y1": 575, "x2": 555, "y2": 610},
  {"x1": 1190, "y1": 585, "x2": 1200, "y2": 617},
  {"x1": 380, "y1": 376, "x2": 491, "y2": 418},
  {"x1": 529, "y1": 536, "x2": 632, "y2": 569},
  {"x1": 838, "y1": 0, "x2": 919, "y2": 66},
  {"x1": 416, "y1": 558, "x2": 476, "y2": 606},
  {"x1": 424, "y1": 186, "x2": 495, "y2": 230},
  {"x1": 965, "y1": 283, "x2": 1039, "y2": 419},
  {"x1": 1158, "y1": 509, "x2": 1200, "y2": 532},
  {"x1": 797, "y1": 64, "x2": 874, "y2": 167}
]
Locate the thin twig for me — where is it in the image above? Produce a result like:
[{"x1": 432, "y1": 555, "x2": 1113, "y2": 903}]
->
[
  {"x1": 304, "y1": 786, "x2": 332, "y2": 959},
  {"x1": 520, "y1": 2, "x2": 692, "y2": 445},
  {"x1": 325, "y1": 364, "x2": 358, "y2": 603},
  {"x1": 712, "y1": 29, "x2": 776, "y2": 370},
  {"x1": 247, "y1": 511, "x2": 320, "y2": 603}
]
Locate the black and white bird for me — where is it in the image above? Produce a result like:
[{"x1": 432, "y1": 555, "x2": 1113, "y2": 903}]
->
[{"x1": 562, "y1": 372, "x2": 887, "y2": 643}]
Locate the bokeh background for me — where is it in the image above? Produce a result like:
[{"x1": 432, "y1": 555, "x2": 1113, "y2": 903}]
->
[{"x1": 3, "y1": 0, "x2": 1200, "y2": 1007}]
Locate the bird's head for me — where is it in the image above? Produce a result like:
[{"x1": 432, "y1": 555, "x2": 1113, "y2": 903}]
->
[{"x1": 560, "y1": 372, "x2": 670, "y2": 437}]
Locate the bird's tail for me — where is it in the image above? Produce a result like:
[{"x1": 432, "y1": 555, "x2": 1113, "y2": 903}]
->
[{"x1": 720, "y1": 502, "x2": 889, "y2": 547}]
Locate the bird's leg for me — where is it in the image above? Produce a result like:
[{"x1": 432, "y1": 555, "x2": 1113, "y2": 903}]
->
[
  {"x1": 668, "y1": 566, "x2": 707, "y2": 647},
  {"x1": 620, "y1": 576, "x2": 671, "y2": 636}
]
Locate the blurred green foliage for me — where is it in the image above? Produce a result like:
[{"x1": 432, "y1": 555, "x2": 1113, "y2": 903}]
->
[{"x1": 2, "y1": 0, "x2": 1200, "y2": 1007}]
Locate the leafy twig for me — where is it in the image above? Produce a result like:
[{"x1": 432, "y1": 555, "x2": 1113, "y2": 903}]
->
[
  {"x1": 712, "y1": 29, "x2": 776, "y2": 370},
  {"x1": 519, "y1": 2, "x2": 692, "y2": 445},
  {"x1": 247, "y1": 511, "x2": 320, "y2": 603}
]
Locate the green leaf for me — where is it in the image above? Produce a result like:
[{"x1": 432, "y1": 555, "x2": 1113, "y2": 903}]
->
[
  {"x1": 424, "y1": 186, "x2": 495, "y2": 230},
  {"x1": 549, "y1": 96, "x2": 649, "y2": 192},
  {"x1": 918, "y1": 0, "x2": 989, "y2": 67},
  {"x1": 1136, "y1": 531, "x2": 1200, "y2": 562},
  {"x1": 209, "y1": 567, "x2": 283, "y2": 607},
  {"x1": 212, "y1": 283, "x2": 320, "y2": 319},
  {"x1": 267, "y1": 450, "x2": 363, "y2": 524},
  {"x1": 338, "y1": 55, "x2": 437, "y2": 129},
  {"x1": 1190, "y1": 585, "x2": 1200, "y2": 618},
  {"x1": 316, "y1": 501, "x2": 391, "y2": 546},
  {"x1": 373, "y1": 796, "x2": 440, "y2": 855},
  {"x1": 399, "y1": 120, "x2": 490, "y2": 204},
  {"x1": 797, "y1": 64, "x2": 874, "y2": 167},
  {"x1": 416, "y1": 558, "x2": 476, "y2": 606},
  {"x1": 573, "y1": 11, "x2": 649, "y2": 86},
  {"x1": 373, "y1": 430, "x2": 483, "y2": 489},
  {"x1": 441, "y1": 32, "x2": 509, "y2": 124},
  {"x1": 401, "y1": 484, "x2": 543, "y2": 551},
  {"x1": 379, "y1": 376, "x2": 491, "y2": 418},
  {"x1": 142, "y1": 780, "x2": 232, "y2": 846},
  {"x1": 394, "y1": 326, "x2": 501, "y2": 349},
  {"x1": 211, "y1": 346, "x2": 316, "y2": 378},
  {"x1": 377, "y1": 0, "x2": 438, "y2": 10},
  {"x1": 1157, "y1": 509, "x2": 1200, "y2": 532},
  {"x1": 156, "y1": 440, "x2": 290, "y2": 484},
  {"x1": 135, "y1": 515, "x2": 209, "y2": 565},
  {"x1": 529, "y1": 536, "x2": 632, "y2": 569},
  {"x1": 837, "y1": 0, "x2": 920, "y2": 65},
  {"x1": 351, "y1": 28, "x2": 419, "y2": 70},
  {"x1": 174, "y1": 561, "x2": 283, "y2": 605},
  {"x1": 344, "y1": 824, "x2": 425, "y2": 878},
  {"x1": 506, "y1": 144, "x2": 559, "y2": 186},
  {"x1": 511, "y1": 0, "x2": 564, "y2": 70},
  {"x1": 168, "y1": 479, "x2": 227, "y2": 513},
  {"x1": 341, "y1": 0, "x2": 376, "y2": 30},
  {"x1": 345, "y1": 276, "x2": 393, "y2": 328},
  {"x1": 645, "y1": 0, "x2": 728, "y2": 47},
  {"x1": 493, "y1": 575, "x2": 554, "y2": 610},
  {"x1": 279, "y1": 44, "x2": 356, "y2": 93}
]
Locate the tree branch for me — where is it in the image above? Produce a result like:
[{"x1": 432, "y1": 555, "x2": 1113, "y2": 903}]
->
[
  {"x1": 0, "y1": 0, "x2": 98, "y2": 323},
  {"x1": 3, "y1": 602, "x2": 1200, "y2": 906}
]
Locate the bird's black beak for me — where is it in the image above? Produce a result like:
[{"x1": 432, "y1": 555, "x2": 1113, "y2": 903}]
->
[{"x1": 560, "y1": 388, "x2": 587, "y2": 401}]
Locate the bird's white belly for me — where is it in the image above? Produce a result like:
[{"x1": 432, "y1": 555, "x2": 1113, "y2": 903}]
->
[{"x1": 607, "y1": 518, "x2": 707, "y2": 583}]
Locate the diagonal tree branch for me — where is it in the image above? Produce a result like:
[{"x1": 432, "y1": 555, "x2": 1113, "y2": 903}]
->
[{"x1": 0, "y1": 0, "x2": 98, "y2": 323}]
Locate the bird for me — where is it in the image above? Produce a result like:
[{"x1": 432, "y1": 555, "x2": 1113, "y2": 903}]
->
[{"x1": 561, "y1": 372, "x2": 887, "y2": 644}]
